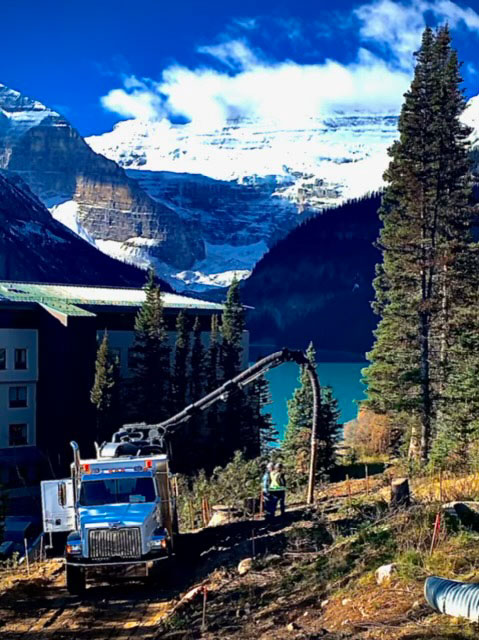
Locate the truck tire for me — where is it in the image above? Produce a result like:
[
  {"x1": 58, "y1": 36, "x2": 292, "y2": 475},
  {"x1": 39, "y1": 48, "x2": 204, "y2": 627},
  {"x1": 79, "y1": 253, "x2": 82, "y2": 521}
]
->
[{"x1": 66, "y1": 564, "x2": 86, "y2": 595}]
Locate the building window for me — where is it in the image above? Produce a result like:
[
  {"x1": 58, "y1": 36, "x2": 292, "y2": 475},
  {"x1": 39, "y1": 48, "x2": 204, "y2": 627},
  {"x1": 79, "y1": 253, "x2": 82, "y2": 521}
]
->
[
  {"x1": 0, "y1": 348, "x2": 5, "y2": 370},
  {"x1": 9, "y1": 386, "x2": 27, "y2": 408},
  {"x1": 14, "y1": 348, "x2": 27, "y2": 370},
  {"x1": 9, "y1": 423, "x2": 28, "y2": 446}
]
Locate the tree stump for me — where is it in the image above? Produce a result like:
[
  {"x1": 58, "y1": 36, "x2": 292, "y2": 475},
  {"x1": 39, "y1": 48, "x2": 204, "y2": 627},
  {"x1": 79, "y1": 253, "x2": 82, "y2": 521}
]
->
[{"x1": 390, "y1": 477, "x2": 410, "y2": 508}]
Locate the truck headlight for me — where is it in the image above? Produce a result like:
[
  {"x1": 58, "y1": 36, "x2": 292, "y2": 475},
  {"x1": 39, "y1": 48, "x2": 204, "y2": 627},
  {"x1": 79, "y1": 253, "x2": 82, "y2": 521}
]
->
[
  {"x1": 150, "y1": 538, "x2": 168, "y2": 549},
  {"x1": 66, "y1": 543, "x2": 81, "y2": 554}
]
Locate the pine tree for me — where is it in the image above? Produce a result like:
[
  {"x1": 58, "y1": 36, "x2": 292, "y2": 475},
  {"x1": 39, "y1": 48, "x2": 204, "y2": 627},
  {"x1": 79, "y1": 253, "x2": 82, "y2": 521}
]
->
[
  {"x1": 253, "y1": 374, "x2": 278, "y2": 455},
  {"x1": 220, "y1": 277, "x2": 256, "y2": 457},
  {"x1": 282, "y1": 343, "x2": 339, "y2": 486},
  {"x1": 172, "y1": 311, "x2": 190, "y2": 412},
  {"x1": 90, "y1": 330, "x2": 120, "y2": 443},
  {"x1": 129, "y1": 269, "x2": 170, "y2": 423},
  {"x1": 362, "y1": 26, "x2": 476, "y2": 463},
  {"x1": 220, "y1": 275, "x2": 245, "y2": 380},
  {"x1": 206, "y1": 314, "x2": 219, "y2": 393},
  {"x1": 190, "y1": 317, "x2": 205, "y2": 401}
]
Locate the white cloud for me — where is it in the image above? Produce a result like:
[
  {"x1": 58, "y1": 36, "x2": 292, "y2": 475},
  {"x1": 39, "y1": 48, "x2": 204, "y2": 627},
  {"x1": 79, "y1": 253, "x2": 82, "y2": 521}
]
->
[
  {"x1": 100, "y1": 1, "x2": 479, "y2": 129},
  {"x1": 101, "y1": 76, "x2": 164, "y2": 120},
  {"x1": 356, "y1": 0, "x2": 479, "y2": 69},
  {"x1": 197, "y1": 39, "x2": 264, "y2": 70}
]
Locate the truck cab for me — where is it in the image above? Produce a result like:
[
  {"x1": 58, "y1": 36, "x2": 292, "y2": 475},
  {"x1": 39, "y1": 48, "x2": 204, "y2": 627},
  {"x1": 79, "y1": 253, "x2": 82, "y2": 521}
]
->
[{"x1": 42, "y1": 447, "x2": 177, "y2": 594}]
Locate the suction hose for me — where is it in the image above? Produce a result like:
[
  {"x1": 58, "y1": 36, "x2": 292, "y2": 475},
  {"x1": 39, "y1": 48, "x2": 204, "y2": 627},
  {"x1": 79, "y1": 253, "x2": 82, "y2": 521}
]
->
[{"x1": 425, "y1": 576, "x2": 479, "y2": 622}]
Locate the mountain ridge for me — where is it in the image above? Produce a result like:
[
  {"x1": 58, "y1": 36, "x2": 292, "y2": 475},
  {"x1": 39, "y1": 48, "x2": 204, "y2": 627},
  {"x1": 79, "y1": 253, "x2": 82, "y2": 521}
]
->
[{"x1": 0, "y1": 170, "x2": 159, "y2": 287}]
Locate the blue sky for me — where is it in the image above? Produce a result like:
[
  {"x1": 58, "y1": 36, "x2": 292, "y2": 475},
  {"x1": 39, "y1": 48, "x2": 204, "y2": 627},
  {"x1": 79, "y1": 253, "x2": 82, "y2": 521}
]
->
[{"x1": 2, "y1": 0, "x2": 479, "y2": 136}]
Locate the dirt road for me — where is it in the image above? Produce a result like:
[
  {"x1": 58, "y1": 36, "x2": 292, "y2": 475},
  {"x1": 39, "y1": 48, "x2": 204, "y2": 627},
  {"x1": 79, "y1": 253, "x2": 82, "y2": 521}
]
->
[{"x1": 0, "y1": 508, "x2": 311, "y2": 640}]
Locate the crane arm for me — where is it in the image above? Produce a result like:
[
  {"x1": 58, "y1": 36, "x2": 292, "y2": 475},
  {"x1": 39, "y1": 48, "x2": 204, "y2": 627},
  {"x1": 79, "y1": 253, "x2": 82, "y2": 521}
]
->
[{"x1": 116, "y1": 348, "x2": 322, "y2": 503}]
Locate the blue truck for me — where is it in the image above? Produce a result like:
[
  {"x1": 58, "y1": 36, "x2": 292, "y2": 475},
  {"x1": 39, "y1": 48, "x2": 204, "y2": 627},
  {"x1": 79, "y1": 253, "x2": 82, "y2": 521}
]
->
[{"x1": 41, "y1": 440, "x2": 177, "y2": 594}]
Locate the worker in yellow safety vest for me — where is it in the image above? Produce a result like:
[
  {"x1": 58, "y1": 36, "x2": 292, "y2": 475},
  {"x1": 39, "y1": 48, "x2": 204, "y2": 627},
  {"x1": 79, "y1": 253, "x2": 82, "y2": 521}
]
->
[{"x1": 269, "y1": 462, "x2": 286, "y2": 517}]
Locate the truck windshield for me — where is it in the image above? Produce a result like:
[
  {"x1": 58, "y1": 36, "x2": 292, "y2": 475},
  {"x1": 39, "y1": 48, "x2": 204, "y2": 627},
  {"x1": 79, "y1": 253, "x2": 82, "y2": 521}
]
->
[{"x1": 79, "y1": 477, "x2": 156, "y2": 506}]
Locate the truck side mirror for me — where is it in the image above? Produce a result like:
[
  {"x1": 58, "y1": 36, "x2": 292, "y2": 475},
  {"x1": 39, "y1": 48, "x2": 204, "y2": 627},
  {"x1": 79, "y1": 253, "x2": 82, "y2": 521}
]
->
[{"x1": 58, "y1": 481, "x2": 67, "y2": 507}]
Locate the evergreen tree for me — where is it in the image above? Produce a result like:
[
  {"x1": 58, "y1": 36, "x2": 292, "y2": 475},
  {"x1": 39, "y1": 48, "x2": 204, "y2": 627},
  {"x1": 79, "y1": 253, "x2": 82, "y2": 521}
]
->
[
  {"x1": 90, "y1": 330, "x2": 120, "y2": 443},
  {"x1": 362, "y1": 26, "x2": 476, "y2": 463},
  {"x1": 172, "y1": 311, "x2": 190, "y2": 412},
  {"x1": 220, "y1": 275, "x2": 245, "y2": 380},
  {"x1": 282, "y1": 343, "x2": 340, "y2": 486},
  {"x1": 206, "y1": 314, "x2": 219, "y2": 393},
  {"x1": 190, "y1": 317, "x2": 205, "y2": 401},
  {"x1": 129, "y1": 269, "x2": 170, "y2": 423},
  {"x1": 220, "y1": 277, "x2": 255, "y2": 456},
  {"x1": 253, "y1": 374, "x2": 278, "y2": 455}
]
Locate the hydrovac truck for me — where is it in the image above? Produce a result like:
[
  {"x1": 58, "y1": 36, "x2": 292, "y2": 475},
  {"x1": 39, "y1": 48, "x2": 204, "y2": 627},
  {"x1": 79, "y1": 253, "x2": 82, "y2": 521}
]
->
[{"x1": 40, "y1": 348, "x2": 322, "y2": 594}]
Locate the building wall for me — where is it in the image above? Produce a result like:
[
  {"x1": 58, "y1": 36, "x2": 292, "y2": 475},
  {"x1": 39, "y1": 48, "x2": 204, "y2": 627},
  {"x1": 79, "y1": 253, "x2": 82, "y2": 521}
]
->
[{"x1": 0, "y1": 329, "x2": 38, "y2": 449}]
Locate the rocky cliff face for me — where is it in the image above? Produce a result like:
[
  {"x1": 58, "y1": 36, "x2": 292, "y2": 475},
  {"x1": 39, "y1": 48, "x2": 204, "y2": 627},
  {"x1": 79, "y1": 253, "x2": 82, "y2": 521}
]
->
[
  {"x1": 0, "y1": 84, "x2": 204, "y2": 272},
  {"x1": 125, "y1": 169, "x2": 316, "y2": 290},
  {"x1": 0, "y1": 171, "x2": 153, "y2": 286}
]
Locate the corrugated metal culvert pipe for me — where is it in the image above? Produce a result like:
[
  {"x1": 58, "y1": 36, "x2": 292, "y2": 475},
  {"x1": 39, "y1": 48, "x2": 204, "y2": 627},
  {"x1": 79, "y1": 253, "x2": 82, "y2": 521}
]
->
[{"x1": 425, "y1": 576, "x2": 479, "y2": 621}]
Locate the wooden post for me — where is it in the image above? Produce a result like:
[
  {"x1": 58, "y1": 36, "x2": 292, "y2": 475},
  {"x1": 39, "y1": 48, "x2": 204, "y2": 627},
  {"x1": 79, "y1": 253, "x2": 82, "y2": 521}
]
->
[
  {"x1": 306, "y1": 362, "x2": 321, "y2": 505},
  {"x1": 365, "y1": 465, "x2": 369, "y2": 496},
  {"x1": 201, "y1": 586, "x2": 208, "y2": 632},
  {"x1": 346, "y1": 474, "x2": 352, "y2": 504},
  {"x1": 430, "y1": 513, "x2": 441, "y2": 555},
  {"x1": 259, "y1": 490, "x2": 264, "y2": 518},
  {"x1": 24, "y1": 538, "x2": 30, "y2": 576}
]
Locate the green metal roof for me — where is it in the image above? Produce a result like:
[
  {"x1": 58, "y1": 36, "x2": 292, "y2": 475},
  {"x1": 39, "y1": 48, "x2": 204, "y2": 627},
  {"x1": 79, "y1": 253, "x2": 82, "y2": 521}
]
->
[{"x1": 0, "y1": 282, "x2": 224, "y2": 317}]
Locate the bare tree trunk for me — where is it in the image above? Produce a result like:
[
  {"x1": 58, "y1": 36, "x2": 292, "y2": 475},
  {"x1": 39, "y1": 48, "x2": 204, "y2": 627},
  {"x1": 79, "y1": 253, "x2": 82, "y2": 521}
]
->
[{"x1": 419, "y1": 310, "x2": 432, "y2": 464}]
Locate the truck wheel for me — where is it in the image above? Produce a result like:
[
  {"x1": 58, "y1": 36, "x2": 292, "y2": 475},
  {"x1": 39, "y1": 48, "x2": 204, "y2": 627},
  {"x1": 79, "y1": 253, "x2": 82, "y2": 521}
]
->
[{"x1": 66, "y1": 564, "x2": 86, "y2": 595}]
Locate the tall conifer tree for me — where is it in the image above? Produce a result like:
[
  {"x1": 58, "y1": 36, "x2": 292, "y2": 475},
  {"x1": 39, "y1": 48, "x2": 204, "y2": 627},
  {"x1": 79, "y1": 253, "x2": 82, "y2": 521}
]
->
[
  {"x1": 190, "y1": 317, "x2": 205, "y2": 401},
  {"x1": 172, "y1": 311, "x2": 190, "y2": 412},
  {"x1": 129, "y1": 269, "x2": 170, "y2": 423},
  {"x1": 90, "y1": 330, "x2": 120, "y2": 443},
  {"x1": 220, "y1": 275, "x2": 245, "y2": 380},
  {"x1": 363, "y1": 26, "x2": 476, "y2": 463},
  {"x1": 282, "y1": 343, "x2": 340, "y2": 485}
]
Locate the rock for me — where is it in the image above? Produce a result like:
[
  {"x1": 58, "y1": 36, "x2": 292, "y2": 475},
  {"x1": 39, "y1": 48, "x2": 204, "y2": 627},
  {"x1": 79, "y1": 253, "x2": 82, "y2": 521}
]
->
[
  {"x1": 238, "y1": 558, "x2": 254, "y2": 576},
  {"x1": 286, "y1": 622, "x2": 299, "y2": 631},
  {"x1": 342, "y1": 598, "x2": 351, "y2": 606},
  {"x1": 443, "y1": 502, "x2": 479, "y2": 531},
  {"x1": 375, "y1": 563, "x2": 398, "y2": 585},
  {"x1": 320, "y1": 599, "x2": 329, "y2": 608},
  {"x1": 208, "y1": 505, "x2": 239, "y2": 527},
  {"x1": 264, "y1": 554, "x2": 282, "y2": 565}
]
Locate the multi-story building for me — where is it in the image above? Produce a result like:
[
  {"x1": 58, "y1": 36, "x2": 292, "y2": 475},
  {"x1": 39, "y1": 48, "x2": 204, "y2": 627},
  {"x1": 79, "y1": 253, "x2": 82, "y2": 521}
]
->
[{"x1": 0, "y1": 282, "x2": 248, "y2": 510}]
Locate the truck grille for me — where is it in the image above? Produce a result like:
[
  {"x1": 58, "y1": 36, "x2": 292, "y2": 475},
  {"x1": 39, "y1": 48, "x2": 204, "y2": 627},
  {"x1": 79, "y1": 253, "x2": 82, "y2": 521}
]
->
[{"x1": 88, "y1": 527, "x2": 141, "y2": 560}]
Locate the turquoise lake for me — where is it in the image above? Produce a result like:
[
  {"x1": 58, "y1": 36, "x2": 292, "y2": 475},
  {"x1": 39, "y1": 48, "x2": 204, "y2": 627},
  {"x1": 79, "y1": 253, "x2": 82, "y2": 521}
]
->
[{"x1": 265, "y1": 362, "x2": 366, "y2": 440}]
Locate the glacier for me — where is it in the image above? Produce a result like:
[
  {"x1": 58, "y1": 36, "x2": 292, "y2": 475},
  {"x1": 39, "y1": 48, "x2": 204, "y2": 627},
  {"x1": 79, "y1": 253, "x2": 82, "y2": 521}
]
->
[{"x1": 86, "y1": 112, "x2": 402, "y2": 289}]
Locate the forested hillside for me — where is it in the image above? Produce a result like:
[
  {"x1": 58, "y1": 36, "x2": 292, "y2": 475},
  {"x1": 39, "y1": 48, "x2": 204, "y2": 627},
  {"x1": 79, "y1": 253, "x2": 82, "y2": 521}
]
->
[{"x1": 242, "y1": 194, "x2": 382, "y2": 360}]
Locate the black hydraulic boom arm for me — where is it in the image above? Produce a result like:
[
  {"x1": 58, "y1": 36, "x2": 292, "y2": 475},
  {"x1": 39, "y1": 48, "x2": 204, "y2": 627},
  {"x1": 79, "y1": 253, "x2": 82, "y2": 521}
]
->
[{"x1": 118, "y1": 348, "x2": 322, "y2": 503}]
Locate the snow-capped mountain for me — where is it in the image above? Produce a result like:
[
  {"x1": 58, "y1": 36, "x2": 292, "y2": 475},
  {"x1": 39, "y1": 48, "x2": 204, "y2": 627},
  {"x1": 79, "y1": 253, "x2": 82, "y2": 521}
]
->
[
  {"x1": 87, "y1": 113, "x2": 400, "y2": 203},
  {"x1": 0, "y1": 83, "x2": 203, "y2": 277},
  {"x1": 85, "y1": 111, "x2": 402, "y2": 290}
]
